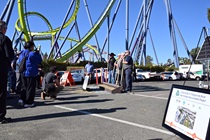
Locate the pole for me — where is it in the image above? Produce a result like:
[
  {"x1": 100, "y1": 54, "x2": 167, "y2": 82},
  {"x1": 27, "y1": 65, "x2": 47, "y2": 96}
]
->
[{"x1": 125, "y1": 0, "x2": 129, "y2": 50}]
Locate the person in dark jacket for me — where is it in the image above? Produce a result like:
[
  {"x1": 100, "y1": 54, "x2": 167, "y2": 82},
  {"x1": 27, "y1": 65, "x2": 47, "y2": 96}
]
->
[
  {"x1": 17, "y1": 41, "x2": 42, "y2": 107},
  {"x1": 122, "y1": 50, "x2": 133, "y2": 92},
  {"x1": 0, "y1": 20, "x2": 14, "y2": 123},
  {"x1": 41, "y1": 66, "x2": 61, "y2": 100},
  {"x1": 107, "y1": 52, "x2": 116, "y2": 84}
]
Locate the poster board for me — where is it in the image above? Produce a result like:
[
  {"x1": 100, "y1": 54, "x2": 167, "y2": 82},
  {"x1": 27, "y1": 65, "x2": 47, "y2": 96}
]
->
[
  {"x1": 60, "y1": 72, "x2": 69, "y2": 86},
  {"x1": 60, "y1": 71, "x2": 75, "y2": 86},
  {"x1": 162, "y1": 84, "x2": 210, "y2": 140},
  {"x1": 82, "y1": 76, "x2": 89, "y2": 90}
]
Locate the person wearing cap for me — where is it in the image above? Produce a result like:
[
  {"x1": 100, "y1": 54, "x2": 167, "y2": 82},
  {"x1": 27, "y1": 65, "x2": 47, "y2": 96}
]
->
[
  {"x1": 0, "y1": 20, "x2": 14, "y2": 123},
  {"x1": 41, "y1": 66, "x2": 61, "y2": 100},
  {"x1": 107, "y1": 52, "x2": 116, "y2": 84},
  {"x1": 17, "y1": 41, "x2": 42, "y2": 107}
]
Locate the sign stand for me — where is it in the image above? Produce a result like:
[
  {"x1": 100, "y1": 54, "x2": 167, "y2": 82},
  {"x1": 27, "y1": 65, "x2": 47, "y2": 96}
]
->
[
  {"x1": 162, "y1": 84, "x2": 210, "y2": 140},
  {"x1": 82, "y1": 76, "x2": 89, "y2": 90}
]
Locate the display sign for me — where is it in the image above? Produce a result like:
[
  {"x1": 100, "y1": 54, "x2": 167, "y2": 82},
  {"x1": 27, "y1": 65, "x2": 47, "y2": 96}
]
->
[
  {"x1": 82, "y1": 76, "x2": 89, "y2": 90},
  {"x1": 162, "y1": 84, "x2": 210, "y2": 140}
]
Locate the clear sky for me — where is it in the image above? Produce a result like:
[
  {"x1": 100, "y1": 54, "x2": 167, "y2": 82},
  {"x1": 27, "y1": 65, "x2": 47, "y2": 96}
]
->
[{"x1": 0, "y1": 0, "x2": 210, "y2": 64}]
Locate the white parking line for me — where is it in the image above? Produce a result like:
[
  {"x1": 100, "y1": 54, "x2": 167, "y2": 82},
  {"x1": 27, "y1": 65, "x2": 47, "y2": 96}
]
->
[
  {"x1": 132, "y1": 94, "x2": 168, "y2": 100},
  {"x1": 54, "y1": 105, "x2": 173, "y2": 135}
]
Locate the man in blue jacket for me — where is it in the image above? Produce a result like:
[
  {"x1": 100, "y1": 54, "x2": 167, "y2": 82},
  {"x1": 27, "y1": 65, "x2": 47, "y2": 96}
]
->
[{"x1": 17, "y1": 41, "x2": 42, "y2": 107}]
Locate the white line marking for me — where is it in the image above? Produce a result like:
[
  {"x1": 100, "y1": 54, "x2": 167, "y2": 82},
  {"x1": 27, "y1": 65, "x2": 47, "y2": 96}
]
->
[
  {"x1": 155, "y1": 93, "x2": 167, "y2": 96},
  {"x1": 54, "y1": 105, "x2": 173, "y2": 135},
  {"x1": 132, "y1": 94, "x2": 168, "y2": 100}
]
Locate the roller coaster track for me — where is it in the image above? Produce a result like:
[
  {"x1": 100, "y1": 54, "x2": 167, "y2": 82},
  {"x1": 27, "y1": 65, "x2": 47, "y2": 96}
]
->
[
  {"x1": 32, "y1": 36, "x2": 99, "y2": 55},
  {"x1": 56, "y1": 0, "x2": 116, "y2": 62},
  {"x1": 17, "y1": 0, "x2": 115, "y2": 62},
  {"x1": 17, "y1": 0, "x2": 80, "y2": 40}
]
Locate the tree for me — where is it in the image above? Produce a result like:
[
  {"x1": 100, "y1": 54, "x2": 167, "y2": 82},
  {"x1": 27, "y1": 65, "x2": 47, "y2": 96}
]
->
[
  {"x1": 190, "y1": 47, "x2": 200, "y2": 63},
  {"x1": 146, "y1": 55, "x2": 153, "y2": 66}
]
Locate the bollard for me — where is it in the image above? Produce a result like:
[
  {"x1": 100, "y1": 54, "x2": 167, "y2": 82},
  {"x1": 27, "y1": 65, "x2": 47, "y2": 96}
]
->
[
  {"x1": 198, "y1": 81, "x2": 204, "y2": 88},
  {"x1": 96, "y1": 68, "x2": 98, "y2": 85}
]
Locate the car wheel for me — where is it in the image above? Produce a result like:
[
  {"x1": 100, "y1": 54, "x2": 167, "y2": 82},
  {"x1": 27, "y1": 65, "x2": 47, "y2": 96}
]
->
[{"x1": 196, "y1": 77, "x2": 200, "y2": 81}]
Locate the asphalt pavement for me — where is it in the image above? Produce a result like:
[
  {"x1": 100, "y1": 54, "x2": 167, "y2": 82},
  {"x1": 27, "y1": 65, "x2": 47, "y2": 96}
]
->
[{"x1": 1, "y1": 80, "x2": 201, "y2": 140}]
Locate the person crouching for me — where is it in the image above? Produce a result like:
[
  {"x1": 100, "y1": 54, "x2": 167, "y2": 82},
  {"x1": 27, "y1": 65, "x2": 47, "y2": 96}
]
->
[{"x1": 41, "y1": 66, "x2": 61, "y2": 100}]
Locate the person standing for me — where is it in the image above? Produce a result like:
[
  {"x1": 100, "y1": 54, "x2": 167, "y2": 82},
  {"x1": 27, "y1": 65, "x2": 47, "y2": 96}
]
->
[
  {"x1": 84, "y1": 61, "x2": 94, "y2": 84},
  {"x1": 107, "y1": 52, "x2": 116, "y2": 84},
  {"x1": 0, "y1": 20, "x2": 14, "y2": 123},
  {"x1": 14, "y1": 51, "x2": 22, "y2": 95},
  {"x1": 17, "y1": 41, "x2": 42, "y2": 107},
  {"x1": 122, "y1": 50, "x2": 133, "y2": 92},
  {"x1": 115, "y1": 53, "x2": 124, "y2": 86}
]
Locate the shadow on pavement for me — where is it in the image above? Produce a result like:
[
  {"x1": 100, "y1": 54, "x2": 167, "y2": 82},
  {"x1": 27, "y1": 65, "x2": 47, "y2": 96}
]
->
[
  {"x1": 56, "y1": 95, "x2": 98, "y2": 100},
  {"x1": 6, "y1": 94, "x2": 113, "y2": 109},
  {"x1": 11, "y1": 107, "x2": 127, "y2": 123},
  {"x1": 147, "y1": 139, "x2": 163, "y2": 140},
  {"x1": 35, "y1": 98, "x2": 114, "y2": 107},
  {"x1": 132, "y1": 85, "x2": 170, "y2": 92}
]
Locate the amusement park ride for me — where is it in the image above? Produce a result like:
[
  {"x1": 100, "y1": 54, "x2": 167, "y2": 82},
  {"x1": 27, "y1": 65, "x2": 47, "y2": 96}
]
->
[{"x1": 0, "y1": 0, "x2": 200, "y2": 67}]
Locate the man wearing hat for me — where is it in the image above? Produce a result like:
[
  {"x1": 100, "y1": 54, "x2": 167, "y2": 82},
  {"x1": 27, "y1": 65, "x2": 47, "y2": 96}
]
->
[{"x1": 107, "y1": 52, "x2": 116, "y2": 84}]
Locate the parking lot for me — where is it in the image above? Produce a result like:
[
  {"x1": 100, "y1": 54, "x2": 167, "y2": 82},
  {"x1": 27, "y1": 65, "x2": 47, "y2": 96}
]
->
[{"x1": 1, "y1": 80, "x2": 203, "y2": 140}]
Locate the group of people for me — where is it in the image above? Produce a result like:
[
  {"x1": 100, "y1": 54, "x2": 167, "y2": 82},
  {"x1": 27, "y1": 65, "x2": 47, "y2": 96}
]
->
[
  {"x1": 0, "y1": 20, "x2": 62, "y2": 124},
  {"x1": 107, "y1": 50, "x2": 134, "y2": 93}
]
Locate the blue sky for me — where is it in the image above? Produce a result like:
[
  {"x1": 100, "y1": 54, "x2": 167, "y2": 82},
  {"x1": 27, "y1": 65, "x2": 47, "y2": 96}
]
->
[{"x1": 0, "y1": 0, "x2": 210, "y2": 64}]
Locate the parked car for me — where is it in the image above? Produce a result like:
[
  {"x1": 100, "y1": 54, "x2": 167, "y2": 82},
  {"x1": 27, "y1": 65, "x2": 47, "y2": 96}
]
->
[
  {"x1": 71, "y1": 72, "x2": 83, "y2": 83},
  {"x1": 135, "y1": 69, "x2": 156, "y2": 80},
  {"x1": 135, "y1": 74, "x2": 144, "y2": 81},
  {"x1": 70, "y1": 69, "x2": 85, "y2": 79},
  {"x1": 178, "y1": 72, "x2": 185, "y2": 80},
  {"x1": 93, "y1": 68, "x2": 109, "y2": 81},
  {"x1": 183, "y1": 72, "x2": 201, "y2": 81},
  {"x1": 160, "y1": 71, "x2": 180, "y2": 80}
]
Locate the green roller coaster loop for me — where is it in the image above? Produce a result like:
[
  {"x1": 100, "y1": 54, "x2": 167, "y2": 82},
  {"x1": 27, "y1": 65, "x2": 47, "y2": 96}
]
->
[
  {"x1": 17, "y1": 0, "x2": 80, "y2": 40},
  {"x1": 15, "y1": 11, "x2": 54, "y2": 35},
  {"x1": 16, "y1": 4, "x2": 99, "y2": 57},
  {"x1": 59, "y1": 37, "x2": 99, "y2": 55},
  {"x1": 17, "y1": 0, "x2": 115, "y2": 62},
  {"x1": 56, "y1": 0, "x2": 116, "y2": 62},
  {"x1": 32, "y1": 36, "x2": 99, "y2": 56}
]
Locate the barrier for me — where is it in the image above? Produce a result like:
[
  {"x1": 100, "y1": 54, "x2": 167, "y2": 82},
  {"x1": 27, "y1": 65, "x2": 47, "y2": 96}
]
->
[
  {"x1": 95, "y1": 68, "x2": 98, "y2": 85},
  {"x1": 98, "y1": 82, "x2": 122, "y2": 94},
  {"x1": 60, "y1": 71, "x2": 76, "y2": 86}
]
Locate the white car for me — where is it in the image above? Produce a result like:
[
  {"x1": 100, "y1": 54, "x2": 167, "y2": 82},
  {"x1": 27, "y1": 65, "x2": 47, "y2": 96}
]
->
[
  {"x1": 70, "y1": 69, "x2": 85, "y2": 79},
  {"x1": 71, "y1": 72, "x2": 83, "y2": 83},
  {"x1": 160, "y1": 71, "x2": 180, "y2": 80},
  {"x1": 93, "y1": 68, "x2": 109, "y2": 80},
  {"x1": 136, "y1": 74, "x2": 144, "y2": 81}
]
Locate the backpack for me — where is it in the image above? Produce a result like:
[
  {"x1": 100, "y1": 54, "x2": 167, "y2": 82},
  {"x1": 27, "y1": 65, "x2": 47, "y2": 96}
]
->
[{"x1": 19, "y1": 52, "x2": 29, "y2": 73}]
